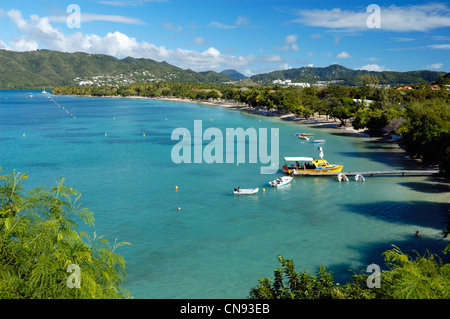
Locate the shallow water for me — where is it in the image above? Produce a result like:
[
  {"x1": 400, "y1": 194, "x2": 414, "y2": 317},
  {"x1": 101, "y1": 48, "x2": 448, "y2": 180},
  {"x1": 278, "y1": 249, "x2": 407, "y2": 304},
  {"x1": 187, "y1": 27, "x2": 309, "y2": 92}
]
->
[{"x1": 0, "y1": 90, "x2": 448, "y2": 298}]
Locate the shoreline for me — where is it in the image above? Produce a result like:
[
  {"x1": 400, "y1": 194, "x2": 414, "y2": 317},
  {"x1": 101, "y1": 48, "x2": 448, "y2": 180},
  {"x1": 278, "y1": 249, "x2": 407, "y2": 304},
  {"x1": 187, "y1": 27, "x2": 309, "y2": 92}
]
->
[{"x1": 65, "y1": 93, "x2": 368, "y2": 136}]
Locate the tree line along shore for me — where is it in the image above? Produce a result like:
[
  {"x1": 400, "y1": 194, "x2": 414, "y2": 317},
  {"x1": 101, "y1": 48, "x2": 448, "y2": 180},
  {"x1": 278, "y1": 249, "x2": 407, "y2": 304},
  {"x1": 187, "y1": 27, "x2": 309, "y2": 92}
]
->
[{"x1": 52, "y1": 78, "x2": 450, "y2": 177}]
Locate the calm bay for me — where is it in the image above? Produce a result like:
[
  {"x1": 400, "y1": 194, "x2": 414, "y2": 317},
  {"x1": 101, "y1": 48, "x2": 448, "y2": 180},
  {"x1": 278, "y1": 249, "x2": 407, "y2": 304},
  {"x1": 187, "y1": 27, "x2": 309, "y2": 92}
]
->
[{"x1": 0, "y1": 90, "x2": 448, "y2": 298}]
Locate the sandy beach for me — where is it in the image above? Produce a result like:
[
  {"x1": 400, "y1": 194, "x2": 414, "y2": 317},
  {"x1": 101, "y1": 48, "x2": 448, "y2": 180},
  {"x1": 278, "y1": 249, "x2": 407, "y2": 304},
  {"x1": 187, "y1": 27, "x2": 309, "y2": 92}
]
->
[{"x1": 146, "y1": 96, "x2": 369, "y2": 137}]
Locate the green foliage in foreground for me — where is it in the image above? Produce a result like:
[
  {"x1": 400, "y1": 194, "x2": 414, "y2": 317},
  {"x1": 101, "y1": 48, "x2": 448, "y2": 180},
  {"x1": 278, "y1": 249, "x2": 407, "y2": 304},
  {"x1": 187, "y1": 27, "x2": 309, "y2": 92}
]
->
[
  {"x1": 249, "y1": 246, "x2": 450, "y2": 299},
  {"x1": 0, "y1": 170, "x2": 131, "y2": 299}
]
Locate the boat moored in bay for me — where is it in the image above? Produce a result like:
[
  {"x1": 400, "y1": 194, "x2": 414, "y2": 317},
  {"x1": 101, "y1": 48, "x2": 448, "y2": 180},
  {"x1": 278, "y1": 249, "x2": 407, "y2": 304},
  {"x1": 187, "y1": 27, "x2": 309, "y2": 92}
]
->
[
  {"x1": 282, "y1": 157, "x2": 343, "y2": 175},
  {"x1": 295, "y1": 133, "x2": 309, "y2": 141},
  {"x1": 268, "y1": 176, "x2": 293, "y2": 187},
  {"x1": 233, "y1": 187, "x2": 259, "y2": 195}
]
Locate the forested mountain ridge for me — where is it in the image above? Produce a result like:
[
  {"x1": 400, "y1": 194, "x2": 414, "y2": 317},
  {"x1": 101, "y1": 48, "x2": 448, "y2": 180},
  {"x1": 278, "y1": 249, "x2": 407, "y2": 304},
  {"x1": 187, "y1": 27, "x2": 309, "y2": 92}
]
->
[
  {"x1": 0, "y1": 49, "x2": 447, "y2": 89},
  {"x1": 0, "y1": 49, "x2": 235, "y2": 89},
  {"x1": 250, "y1": 64, "x2": 446, "y2": 86}
]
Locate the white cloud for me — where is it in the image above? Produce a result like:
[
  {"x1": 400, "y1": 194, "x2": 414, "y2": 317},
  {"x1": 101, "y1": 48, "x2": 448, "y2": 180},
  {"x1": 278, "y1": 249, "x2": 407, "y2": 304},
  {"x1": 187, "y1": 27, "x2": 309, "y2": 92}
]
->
[
  {"x1": 279, "y1": 63, "x2": 292, "y2": 70},
  {"x1": 98, "y1": 0, "x2": 168, "y2": 6},
  {"x1": 336, "y1": 51, "x2": 351, "y2": 59},
  {"x1": 235, "y1": 16, "x2": 249, "y2": 26},
  {"x1": 0, "y1": 40, "x2": 11, "y2": 50},
  {"x1": 429, "y1": 35, "x2": 450, "y2": 41},
  {"x1": 294, "y1": 3, "x2": 450, "y2": 32},
  {"x1": 285, "y1": 34, "x2": 297, "y2": 45},
  {"x1": 208, "y1": 21, "x2": 236, "y2": 30},
  {"x1": 427, "y1": 44, "x2": 450, "y2": 49},
  {"x1": 163, "y1": 22, "x2": 183, "y2": 33},
  {"x1": 390, "y1": 37, "x2": 415, "y2": 42},
  {"x1": 10, "y1": 36, "x2": 39, "y2": 51},
  {"x1": 48, "y1": 13, "x2": 145, "y2": 25},
  {"x1": 261, "y1": 55, "x2": 284, "y2": 63},
  {"x1": 208, "y1": 16, "x2": 250, "y2": 30},
  {"x1": 5, "y1": 9, "x2": 262, "y2": 73},
  {"x1": 427, "y1": 63, "x2": 443, "y2": 69},
  {"x1": 276, "y1": 34, "x2": 299, "y2": 51},
  {"x1": 193, "y1": 36, "x2": 205, "y2": 46},
  {"x1": 356, "y1": 64, "x2": 391, "y2": 72}
]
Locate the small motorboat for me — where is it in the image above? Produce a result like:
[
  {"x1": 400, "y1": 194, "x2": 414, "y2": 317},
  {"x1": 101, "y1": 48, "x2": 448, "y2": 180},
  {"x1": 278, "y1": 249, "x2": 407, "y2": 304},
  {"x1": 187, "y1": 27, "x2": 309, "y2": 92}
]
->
[
  {"x1": 283, "y1": 157, "x2": 343, "y2": 175},
  {"x1": 268, "y1": 176, "x2": 293, "y2": 187},
  {"x1": 355, "y1": 174, "x2": 365, "y2": 182},
  {"x1": 295, "y1": 133, "x2": 309, "y2": 141},
  {"x1": 337, "y1": 173, "x2": 349, "y2": 182},
  {"x1": 233, "y1": 187, "x2": 259, "y2": 195},
  {"x1": 313, "y1": 139, "x2": 326, "y2": 143}
]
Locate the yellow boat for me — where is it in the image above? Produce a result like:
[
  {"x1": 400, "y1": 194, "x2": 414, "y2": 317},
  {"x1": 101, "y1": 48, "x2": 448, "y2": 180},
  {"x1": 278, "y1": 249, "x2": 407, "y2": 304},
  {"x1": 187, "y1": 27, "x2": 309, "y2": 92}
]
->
[{"x1": 282, "y1": 156, "x2": 343, "y2": 175}]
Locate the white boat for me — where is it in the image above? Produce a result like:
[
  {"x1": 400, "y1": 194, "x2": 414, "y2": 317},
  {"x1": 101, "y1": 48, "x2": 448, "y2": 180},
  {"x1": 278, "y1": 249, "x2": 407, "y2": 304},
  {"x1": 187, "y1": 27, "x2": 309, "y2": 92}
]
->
[
  {"x1": 42, "y1": 86, "x2": 48, "y2": 94},
  {"x1": 295, "y1": 133, "x2": 309, "y2": 141},
  {"x1": 337, "y1": 173, "x2": 349, "y2": 182},
  {"x1": 268, "y1": 176, "x2": 293, "y2": 187},
  {"x1": 233, "y1": 187, "x2": 259, "y2": 195},
  {"x1": 355, "y1": 174, "x2": 365, "y2": 182},
  {"x1": 313, "y1": 139, "x2": 326, "y2": 143}
]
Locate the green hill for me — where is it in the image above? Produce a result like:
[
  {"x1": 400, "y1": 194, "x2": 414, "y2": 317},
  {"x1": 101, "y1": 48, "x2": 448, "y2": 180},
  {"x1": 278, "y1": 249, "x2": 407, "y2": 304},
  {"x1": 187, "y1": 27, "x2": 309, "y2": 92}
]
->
[
  {"x1": 220, "y1": 69, "x2": 247, "y2": 80},
  {"x1": 0, "y1": 49, "x2": 446, "y2": 89},
  {"x1": 0, "y1": 49, "x2": 235, "y2": 89},
  {"x1": 250, "y1": 64, "x2": 445, "y2": 86}
]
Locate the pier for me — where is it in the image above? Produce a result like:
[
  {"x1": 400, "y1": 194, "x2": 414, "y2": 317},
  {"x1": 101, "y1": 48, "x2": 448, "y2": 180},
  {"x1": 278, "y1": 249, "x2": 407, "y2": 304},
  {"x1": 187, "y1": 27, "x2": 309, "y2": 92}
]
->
[{"x1": 292, "y1": 170, "x2": 440, "y2": 177}]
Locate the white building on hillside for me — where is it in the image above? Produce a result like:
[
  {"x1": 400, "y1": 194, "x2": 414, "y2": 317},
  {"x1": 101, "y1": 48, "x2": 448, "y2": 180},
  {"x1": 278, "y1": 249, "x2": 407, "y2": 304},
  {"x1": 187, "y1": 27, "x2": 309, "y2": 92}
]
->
[{"x1": 272, "y1": 79, "x2": 310, "y2": 87}]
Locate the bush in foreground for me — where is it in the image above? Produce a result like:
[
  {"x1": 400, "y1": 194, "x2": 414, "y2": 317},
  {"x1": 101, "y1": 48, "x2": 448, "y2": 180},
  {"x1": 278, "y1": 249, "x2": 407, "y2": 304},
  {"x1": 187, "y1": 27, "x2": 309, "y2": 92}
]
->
[
  {"x1": 249, "y1": 245, "x2": 450, "y2": 299},
  {"x1": 0, "y1": 170, "x2": 131, "y2": 299}
]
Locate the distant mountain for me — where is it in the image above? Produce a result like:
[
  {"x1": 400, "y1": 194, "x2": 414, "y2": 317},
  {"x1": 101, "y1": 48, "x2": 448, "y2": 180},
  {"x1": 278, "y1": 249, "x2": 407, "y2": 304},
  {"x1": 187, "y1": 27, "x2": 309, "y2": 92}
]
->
[
  {"x1": 198, "y1": 70, "x2": 237, "y2": 83},
  {"x1": 0, "y1": 49, "x2": 235, "y2": 89},
  {"x1": 0, "y1": 49, "x2": 446, "y2": 89},
  {"x1": 437, "y1": 72, "x2": 450, "y2": 85},
  {"x1": 250, "y1": 64, "x2": 445, "y2": 86},
  {"x1": 220, "y1": 69, "x2": 247, "y2": 80}
]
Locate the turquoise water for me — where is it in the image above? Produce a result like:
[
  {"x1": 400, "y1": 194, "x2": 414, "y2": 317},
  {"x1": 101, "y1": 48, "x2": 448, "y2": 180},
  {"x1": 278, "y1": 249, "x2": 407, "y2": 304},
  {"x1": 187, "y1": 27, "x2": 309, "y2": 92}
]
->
[{"x1": 0, "y1": 90, "x2": 448, "y2": 298}]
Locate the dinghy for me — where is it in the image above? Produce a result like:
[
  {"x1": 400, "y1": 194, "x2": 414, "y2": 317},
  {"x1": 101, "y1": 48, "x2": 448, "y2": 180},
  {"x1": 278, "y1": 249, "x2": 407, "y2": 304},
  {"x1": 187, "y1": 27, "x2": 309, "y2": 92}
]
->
[
  {"x1": 355, "y1": 174, "x2": 365, "y2": 182},
  {"x1": 337, "y1": 173, "x2": 349, "y2": 182},
  {"x1": 233, "y1": 187, "x2": 259, "y2": 195},
  {"x1": 295, "y1": 133, "x2": 309, "y2": 141},
  {"x1": 268, "y1": 176, "x2": 293, "y2": 187}
]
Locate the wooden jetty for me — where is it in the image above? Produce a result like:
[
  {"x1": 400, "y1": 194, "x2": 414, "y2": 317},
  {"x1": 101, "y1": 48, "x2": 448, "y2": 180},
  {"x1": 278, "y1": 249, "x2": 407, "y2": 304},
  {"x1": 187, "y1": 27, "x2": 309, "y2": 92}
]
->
[{"x1": 292, "y1": 170, "x2": 440, "y2": 177}]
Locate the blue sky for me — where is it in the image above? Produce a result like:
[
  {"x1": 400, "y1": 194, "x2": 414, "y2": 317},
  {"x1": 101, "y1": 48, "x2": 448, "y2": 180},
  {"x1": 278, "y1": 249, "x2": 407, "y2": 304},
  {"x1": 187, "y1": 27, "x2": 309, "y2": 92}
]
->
[{"x1": 0, "y1": 0, "x2": 449, "y2": 75}]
